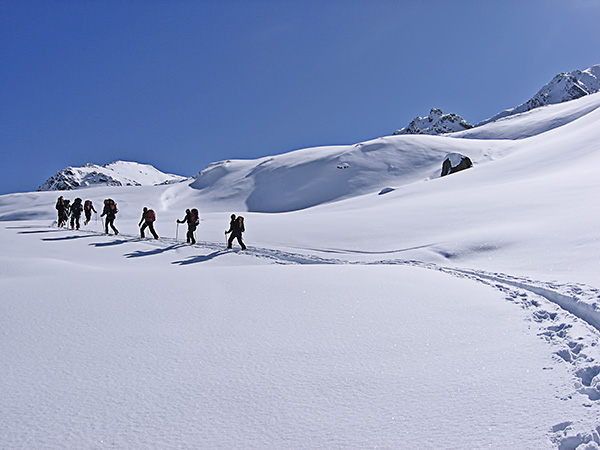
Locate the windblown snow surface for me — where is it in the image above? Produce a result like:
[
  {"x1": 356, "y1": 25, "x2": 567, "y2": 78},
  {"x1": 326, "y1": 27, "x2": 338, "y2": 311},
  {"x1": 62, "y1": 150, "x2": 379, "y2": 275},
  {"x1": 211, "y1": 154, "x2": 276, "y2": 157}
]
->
[{"x1": 1, "y1": 93, "x2": 600, "y2": 449}]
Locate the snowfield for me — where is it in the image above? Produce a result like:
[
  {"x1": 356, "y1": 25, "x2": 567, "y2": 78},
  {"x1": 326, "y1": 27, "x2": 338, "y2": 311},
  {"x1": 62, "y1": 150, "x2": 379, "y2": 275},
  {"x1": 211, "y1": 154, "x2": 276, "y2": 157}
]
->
[{"x1": 1, "y1": 93, "x2": 600, "y2": 449}]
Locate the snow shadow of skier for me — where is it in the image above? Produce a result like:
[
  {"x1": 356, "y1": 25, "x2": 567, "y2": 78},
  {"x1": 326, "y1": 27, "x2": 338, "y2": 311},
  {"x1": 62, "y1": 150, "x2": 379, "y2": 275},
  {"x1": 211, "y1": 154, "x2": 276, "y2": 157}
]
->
[
  {"x1": 42, "y1": 234, "x2": 98, "y2": 241},
  {"x1": 89, "y1": 239, "x2": 132, "y2": 248},
  {"x1": 17, "y1": 229, "x2": 65, "y2": 234},
  {"x1": 125, "y1": 244, "x2": 184, "y2": 259},
  {"x1": 172, "y1": 250, "x2": 228, "y2": 265}
]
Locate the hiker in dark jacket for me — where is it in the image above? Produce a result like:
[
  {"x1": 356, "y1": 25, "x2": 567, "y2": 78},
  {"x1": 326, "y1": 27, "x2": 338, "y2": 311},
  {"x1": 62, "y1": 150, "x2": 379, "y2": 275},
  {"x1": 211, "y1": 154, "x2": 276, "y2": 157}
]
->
[
  {"x1": 101, "y1": 199, "x2": 119, "y2": 235},
  {"x1": 139, "y1": 207, "x2": 159, "y2": 239},
  {"x1": 63, "y1": 199, "x2": 71, "y2": 224},
  {"x1": 177, "y1": 208, "x2": 199, "y2": 244},
  {"x1": 55, "y1": 196, "x2": 67, "y2": 227},
  {"x1": 83, "y1": 200, "x2": 96, "y2": 225},
  {"x1": 225, "y1": 214, "x2": 246, "y2": 250},
  {"x1": 70, "y1": 198, "x2": 83, "y2": 230}
]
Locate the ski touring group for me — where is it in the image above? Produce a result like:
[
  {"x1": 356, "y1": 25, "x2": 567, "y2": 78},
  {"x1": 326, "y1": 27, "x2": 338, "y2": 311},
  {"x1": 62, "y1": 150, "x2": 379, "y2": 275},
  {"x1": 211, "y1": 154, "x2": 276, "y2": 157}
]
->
[
  {"x1": 54, "y1": 196, "x2": 247, "y2": 250},
  {"x1": 55, "y1": 196, "x2": 97, "y2": 230}
]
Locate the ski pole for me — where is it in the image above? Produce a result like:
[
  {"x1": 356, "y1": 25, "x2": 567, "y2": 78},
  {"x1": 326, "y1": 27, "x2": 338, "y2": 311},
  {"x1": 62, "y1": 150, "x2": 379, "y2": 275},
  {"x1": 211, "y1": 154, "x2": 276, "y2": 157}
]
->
[{"x1": 176, "y1": 222, "x2": 179, "y2": 242}]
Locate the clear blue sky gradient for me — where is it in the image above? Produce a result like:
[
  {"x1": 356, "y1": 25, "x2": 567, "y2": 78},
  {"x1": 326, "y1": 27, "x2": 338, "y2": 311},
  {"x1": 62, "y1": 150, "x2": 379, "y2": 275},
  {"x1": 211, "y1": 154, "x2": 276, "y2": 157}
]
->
[{"x1": 1, "y1": 0, "x2": 599, "y2": 194}]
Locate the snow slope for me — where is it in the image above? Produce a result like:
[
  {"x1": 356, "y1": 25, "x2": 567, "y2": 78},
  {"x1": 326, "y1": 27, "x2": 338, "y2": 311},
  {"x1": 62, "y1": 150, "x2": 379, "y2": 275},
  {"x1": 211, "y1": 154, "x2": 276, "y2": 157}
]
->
[
  {"x1": 452, "y1": 91, "x2": 600, "y2": 140},
  {"x1": 1, "y1": 93, "x2": 600, "y2": 449},
  {"x1": 187, "y1": 138, "x2": 502, "y2": 213}
]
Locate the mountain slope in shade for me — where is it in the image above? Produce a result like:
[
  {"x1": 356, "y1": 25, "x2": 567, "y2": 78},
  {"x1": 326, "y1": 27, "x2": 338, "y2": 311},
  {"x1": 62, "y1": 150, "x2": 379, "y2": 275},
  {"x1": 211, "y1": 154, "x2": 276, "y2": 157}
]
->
[{"x1": 188, "y1": 135, "x2": 504, "y2": 213}]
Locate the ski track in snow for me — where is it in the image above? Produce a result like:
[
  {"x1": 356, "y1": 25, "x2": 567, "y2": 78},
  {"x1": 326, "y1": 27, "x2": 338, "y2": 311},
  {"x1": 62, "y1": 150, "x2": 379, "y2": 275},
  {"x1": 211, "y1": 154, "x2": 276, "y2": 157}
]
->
[{"x1": 19, "y1": 225, "x2": 600, "y2": 447}]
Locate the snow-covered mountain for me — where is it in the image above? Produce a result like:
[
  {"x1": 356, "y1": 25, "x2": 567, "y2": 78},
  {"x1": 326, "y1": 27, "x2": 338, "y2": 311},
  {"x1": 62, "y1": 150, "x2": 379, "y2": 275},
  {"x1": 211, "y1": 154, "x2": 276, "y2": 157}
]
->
[
  {"x1": 479, "y1": 64, "x2": 600, "y2": 125},
  {"x1": 393, "y1": 108, "x2": 473, "y2": 135},
  {"x1": 37, "y1": 160, "x2": 187, "y2": 191}
]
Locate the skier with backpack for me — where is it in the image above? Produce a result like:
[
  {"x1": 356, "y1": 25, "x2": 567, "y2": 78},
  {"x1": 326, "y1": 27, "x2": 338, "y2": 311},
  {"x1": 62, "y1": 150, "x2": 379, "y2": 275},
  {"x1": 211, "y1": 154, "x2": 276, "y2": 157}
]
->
[
  {"x1": 83, "y1": 200, "x2": 96, "y2": 225},
  {"x1": 139, "y1": 207, "x2": 159, "y2": 240},
  {"x1": 70, "y1": 198, "x2": 83, "y2": 230},
  {"x1": 177, "y1": 208, "x2": 200, "y2": 244},
  {"x1": 55, "y1": 196, "x2": 68, "y2": 227},
  {"x1": 63, "y1": 199, "x2": 71, "y2": 225},
  {"x1": 101, "y1": 198, "x2": 119, "y2": 235},
  {"x1": 225, "y1": 214, "x2": 246, "y2": 250}
]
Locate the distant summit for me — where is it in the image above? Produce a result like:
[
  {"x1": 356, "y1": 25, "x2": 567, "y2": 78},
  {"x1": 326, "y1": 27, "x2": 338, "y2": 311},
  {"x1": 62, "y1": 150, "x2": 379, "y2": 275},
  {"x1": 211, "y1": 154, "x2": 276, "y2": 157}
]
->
[
  {"x1": 38, "y1": 161, "x2": 186, "y2": 191},
  {"x1": 393, "y1": 108, "x2": 473, "y2": 136},
  {"x1": 479, "y1": 64, "x2": 600, "y2": 125}
]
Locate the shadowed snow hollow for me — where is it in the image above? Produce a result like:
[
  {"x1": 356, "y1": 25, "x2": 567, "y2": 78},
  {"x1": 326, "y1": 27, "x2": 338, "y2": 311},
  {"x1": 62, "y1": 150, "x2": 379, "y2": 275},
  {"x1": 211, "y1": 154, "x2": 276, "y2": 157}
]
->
[{"x1": 189, "y1": 137, "x2": 504, "y2": 212}]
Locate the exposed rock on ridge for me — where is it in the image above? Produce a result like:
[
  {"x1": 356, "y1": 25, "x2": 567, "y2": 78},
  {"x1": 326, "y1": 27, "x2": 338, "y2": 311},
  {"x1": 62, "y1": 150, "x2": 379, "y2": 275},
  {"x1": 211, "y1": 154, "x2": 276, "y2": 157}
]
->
[{"x1": 393, "y1": 108, "x2": 473, "y2": 136}]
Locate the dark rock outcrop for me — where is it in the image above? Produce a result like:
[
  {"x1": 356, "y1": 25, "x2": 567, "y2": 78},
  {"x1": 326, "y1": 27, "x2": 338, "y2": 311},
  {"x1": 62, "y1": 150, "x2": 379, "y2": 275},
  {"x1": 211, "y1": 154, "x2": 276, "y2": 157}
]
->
[{"x1": 441, "y1": 153, "x2": 473, "y2": 177}]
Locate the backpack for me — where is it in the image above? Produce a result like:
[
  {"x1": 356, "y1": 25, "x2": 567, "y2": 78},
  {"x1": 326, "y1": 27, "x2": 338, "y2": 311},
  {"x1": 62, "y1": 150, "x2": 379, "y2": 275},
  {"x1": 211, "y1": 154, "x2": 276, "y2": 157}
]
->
[
  {"x1": 146, "y1": 209, "x2": 156, "y2": 222},
  {"x1": 84, "y1": 200, "x2": 91, "y2": 210},
  {"x1": 107, "y1": 199, "x2": 118, "y2": 215},
  {"x1": 190, "y1": 208, "x2": 199, "y2": 225},
  {"x1": 72, "y1": 198, "x2": 82, "y2": 214},
  {"x1": 238, "y1": 216, "x2": 245, "y2": 233}
]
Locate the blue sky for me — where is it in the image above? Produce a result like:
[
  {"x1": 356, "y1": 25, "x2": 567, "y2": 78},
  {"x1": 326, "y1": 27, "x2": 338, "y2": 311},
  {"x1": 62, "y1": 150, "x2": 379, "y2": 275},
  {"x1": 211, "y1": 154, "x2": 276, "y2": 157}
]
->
[{"x1": 1, "y1": 0, "x2": 599, "y2": 194}]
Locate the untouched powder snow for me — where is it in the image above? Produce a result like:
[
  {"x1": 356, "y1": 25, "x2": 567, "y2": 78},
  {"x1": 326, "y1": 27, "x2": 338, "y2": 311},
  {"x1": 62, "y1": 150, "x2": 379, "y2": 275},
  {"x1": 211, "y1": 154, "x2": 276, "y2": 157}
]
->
[
  {"x1": 1, "y1": 92, "x2": 600, "y2": 449},
  {"x1": 1, "y1": 228, "x2": 599, "y2": 449}
]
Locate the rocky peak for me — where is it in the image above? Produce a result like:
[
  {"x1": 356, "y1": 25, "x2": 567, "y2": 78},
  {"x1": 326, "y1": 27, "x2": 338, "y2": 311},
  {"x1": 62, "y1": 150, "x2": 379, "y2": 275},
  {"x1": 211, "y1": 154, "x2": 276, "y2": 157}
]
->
[{"x1": 393, "y1": 108, "x2": 473, "y2": 136}]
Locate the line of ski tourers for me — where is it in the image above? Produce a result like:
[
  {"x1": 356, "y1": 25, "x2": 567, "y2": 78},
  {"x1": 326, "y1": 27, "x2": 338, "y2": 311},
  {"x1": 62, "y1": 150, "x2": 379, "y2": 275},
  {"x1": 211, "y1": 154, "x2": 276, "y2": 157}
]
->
[{"x1": 54, "y1": 196, "x2": 247, "y2": 250}]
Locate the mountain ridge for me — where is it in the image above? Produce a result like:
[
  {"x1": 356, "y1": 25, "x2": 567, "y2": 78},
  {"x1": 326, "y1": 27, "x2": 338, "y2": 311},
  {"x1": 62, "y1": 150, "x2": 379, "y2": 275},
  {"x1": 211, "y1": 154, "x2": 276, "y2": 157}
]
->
[
  {"x1": 478, "y1": 64, "x2": 600, "y2": 126},
  {"x1": 38, "y1": 160, "x2": 187, "y2": 191}
]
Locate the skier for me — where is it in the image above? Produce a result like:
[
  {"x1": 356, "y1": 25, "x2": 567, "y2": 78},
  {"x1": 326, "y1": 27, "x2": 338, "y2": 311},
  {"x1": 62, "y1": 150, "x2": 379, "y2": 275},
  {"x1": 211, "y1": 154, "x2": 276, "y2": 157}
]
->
[
  {"x1": 225, "y1": 214, "x2": 246, "y2": 250},
  {"x1": 70, "y1": 198, "x2": 83, "y2": 230},
  {"x1": 139, "y1": 207, "x2": 159, "y2": 240},
  {"x1": 63, "y1": 199, "x2": 71, "y2": 226},
  {"x1": 101, "y1": 198, "x2": 119, "y2": 235},
  {"x1": 177, "y1": 208, "x2": 200, "y2": 244},
  {"x1": 83, "y1": 200, "x2": 96, "y2": 225},
  {"x1": 55, "y1": 196, "x2": 67, "y2": 227}
]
